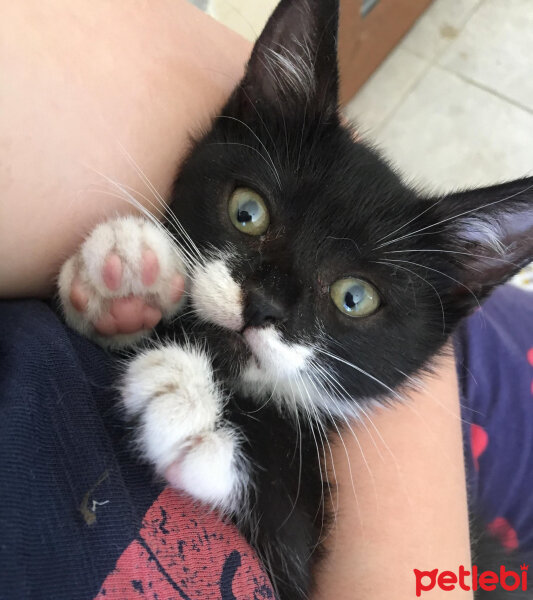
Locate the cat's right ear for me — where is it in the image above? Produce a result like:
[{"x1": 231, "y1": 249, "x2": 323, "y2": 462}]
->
[
  {"x1": 229, "y1": 0, "x2": 340, "y2": 119},
  {"x1": 432, "y1": 177, "x2": 533, "y2": 309}
]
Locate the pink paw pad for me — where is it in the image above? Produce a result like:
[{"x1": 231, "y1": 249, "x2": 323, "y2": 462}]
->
[
  {"x1": 141, "y1": 249, "x2": 160, "y2": 287},
  {"x1": 102, "y1": 254, "x2": 123, "y2": 291},
  {"x1": 70, "y1": 277, "x2": 88, "y2": 313},
  {"x1": 69, "y1": 245, "x2": 185, "y2": 338},
  {"x1": 94, "y1": 297, "x2": 163, "y2": 336}
]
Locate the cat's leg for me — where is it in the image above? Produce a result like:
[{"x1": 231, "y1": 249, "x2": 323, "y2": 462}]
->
[
  {"x1": 58, "y1": 217, "x2": 186, "y2": 348},
  {"x1": 122, "y1": 343, "x2": 248, "y2": 513}
]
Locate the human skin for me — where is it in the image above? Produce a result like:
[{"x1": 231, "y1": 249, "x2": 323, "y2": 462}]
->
[
  {"x1": 0, "y1": 0, "x2": 250, "y2": 297},
  {"x1": 315, "y1": 350, "x2": 472, "y2": 599},
  {"x1": 0, "y1": 1, "x2": 472, "y2": 597}
]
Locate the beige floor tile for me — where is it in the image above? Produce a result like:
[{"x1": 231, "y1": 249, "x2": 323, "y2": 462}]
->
[
  {"x1": 372, "y1": 66, "x2": 533, "y2": 193},
  {"x1": 399, "y1": 0, "x2": 483, "y2": 60},
  {"x1": 207, "y1": 0, "x2": 276, "y2": 41},
  {"x1": 439, "y1": 0, "x2": 533, "y2": 112},
  {"x1": 344, "y1": 47, "x2": 428, "y2": 132}
]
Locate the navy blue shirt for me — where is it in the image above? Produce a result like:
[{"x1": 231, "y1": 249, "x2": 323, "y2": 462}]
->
[{"x1": 456, "y1": 285, "x2": 533, "y2": 553}]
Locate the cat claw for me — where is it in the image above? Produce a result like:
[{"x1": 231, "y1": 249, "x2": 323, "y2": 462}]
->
[{"x1": 58, "y1": 216, "x2": 187, "y2": 348}]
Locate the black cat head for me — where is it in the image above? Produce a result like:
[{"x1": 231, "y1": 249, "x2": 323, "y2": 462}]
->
[{"x1": 169, "y1": 0, "x2": 533, "y2": 414}]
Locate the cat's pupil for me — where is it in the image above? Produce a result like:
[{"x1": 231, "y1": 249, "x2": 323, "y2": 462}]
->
[
  {"x1": 345, "y1": 284, "x2": 364, "y2": 310},
  {"x1": 237, "y1": 200, "x2": 259, "y2": 224}
]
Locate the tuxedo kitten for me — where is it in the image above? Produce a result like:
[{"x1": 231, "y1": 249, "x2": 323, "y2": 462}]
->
[{"x1": 59, "y1": 0, "x2": 533, "y2": 597}]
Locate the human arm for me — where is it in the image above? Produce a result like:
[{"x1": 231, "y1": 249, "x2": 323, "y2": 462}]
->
[
  {"x1": 0, "y1": 0, "x2": 251, "y2": 297},
  {"x1": 314, "y1": 350, "x2": 473, "y2": 599}
]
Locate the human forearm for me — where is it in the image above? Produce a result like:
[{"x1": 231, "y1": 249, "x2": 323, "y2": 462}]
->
[
  {"x1": 313, "y1": 350, "x2": 473, "y2": 599},
  {"x1": 0, "y1": 0, "x2": 251, "y2": 297}
]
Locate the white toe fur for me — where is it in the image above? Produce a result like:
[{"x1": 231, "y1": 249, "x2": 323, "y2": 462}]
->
[
  {"x1": 122, "y1": 344, "x2": 248, "y2": 513},
  {"x1": 58, "y1": 216, "x2": 187, "y2": 348},
  {"x1": 166, "y1": 428, "x2": 246, "y2": 511}
]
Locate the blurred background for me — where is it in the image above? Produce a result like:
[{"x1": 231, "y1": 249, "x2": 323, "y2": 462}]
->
[{"x1": 189, "y1": 0, "x2": 533, "y2": 288}]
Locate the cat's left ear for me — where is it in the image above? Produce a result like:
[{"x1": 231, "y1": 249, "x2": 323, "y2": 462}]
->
[
  {"x1": 232, "y1": 0, "x2": 339, "y2": 118},
  {"x1": 434, "y1": 177, "x2": 533, "y2": 303}
]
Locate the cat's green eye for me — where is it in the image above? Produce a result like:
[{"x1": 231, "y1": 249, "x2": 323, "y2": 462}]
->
[
  {"x1": 228, "y1": 188, "x2": 269, "y2": 236},
  {"x1": 330, "y1": 278, "x2": 380, "y2": 318}
]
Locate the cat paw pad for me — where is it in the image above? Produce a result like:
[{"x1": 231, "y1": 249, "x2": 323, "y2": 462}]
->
[
  {"x1": 122, "y1": 345, "x2": 247, "y2": 512},
  {"x1": 58, "y1": 217, "x2": 186, "y2": 348}
]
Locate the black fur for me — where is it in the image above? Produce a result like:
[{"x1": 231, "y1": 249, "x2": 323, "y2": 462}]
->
[{"x1": 151, "y1": 0, "x2": 533, "y2": 597}]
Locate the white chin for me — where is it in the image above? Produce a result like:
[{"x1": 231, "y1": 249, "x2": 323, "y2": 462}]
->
[{"x1": 243, "y1": 326, "x2": 312, "y2": 377}]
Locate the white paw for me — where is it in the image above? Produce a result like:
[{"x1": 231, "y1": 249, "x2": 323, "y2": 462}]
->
[
  {"x1": 122, "y1": 344, "x2": 248, "y2": 513},
  {"x1": 58, "y1": 216, "x2": 187, "y2": 348}
]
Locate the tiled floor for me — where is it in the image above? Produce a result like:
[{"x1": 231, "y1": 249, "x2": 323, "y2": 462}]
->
[
  {"x1": 346, "y1": 0, "x2": 533, "y2": 194},
  {"x1": 206, "y1": 0, "x2": 277, "y2": 40}
]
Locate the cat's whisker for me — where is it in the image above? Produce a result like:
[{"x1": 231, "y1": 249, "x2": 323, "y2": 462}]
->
[
  {"x1": 289, "y1": 373, "x2": 333, "y2": 537},
  {"x1": 290, "y1": 375, "x2": 328, "y2": 542},
  {"x1": 169, "y1": 309, "x2": 198, "y2": 323},
  {"x1": 356, "y1": 404, "x2": 416, "y2": 512},
  {"x1": 301, "y1": 375, "x2": 339, "y2": 549},
  {"x1": 208, "y1": 142, "x2": 282, "y2": 188},
  {"x1": 87, "y1": 184, "x2": 200, "y2": 270},
  {"x1": 215, "y1": 116, "x2": 282, "y2": 188},
  {"x1": 312, "y1": 361, "x2": 385, "y2": 464},
  {"x1": 374, "y1": 197, "x2": 445, "y2": 245},
  {"x1": 293, "y1": 409, "x2": 304, "y2": 526},
  {"x1": 116, "y1": 143, "x2": 205, "y2": 263},
  {"x1": 232, "y1": 86, "x2": 284, "y2": 167},
  {"x1": 245, "y1": 368, "x2": 281, "y2": 414},
  {"x1": 375, "y1": 260, "x2": 447, "y2": 334},
  {"x1": 383, "y1": 248, "x2": 522, "y2": 269},
  {"x1": 309, "y1": 364, "x2": 378, "y2": 511},
  {"x1": 302, "y1": 369, "x2": 341, "y2": 521},
  {"x1": 305, "y1": 380, "x2": 337, "y2": 546},
  {"x1": 356, "y1": 405, "x2": 389, "y2": 463},
  {"x1": 306, "y1": 368, "x2": 362, "y2": 518},
  {"x1": 385, "y1": 258, "x2": 482, "y2": 311},
  {"x1": 97, "y1": 173, "x2": 202, "y2": 268},
  {"x1": 279, "y1": 373, "x2": 325, "y2": 538},
  {"x1": 394, "y1": 367, "x2": 477, "y2": 426},
  {"x1": 376, "y1": 182, "x2": 533, "y2": 250},
  {"x1": 116, "y1": 180, "x2": 203, "y2": 266},
  {"x1": 296, "y1": 102, "x2": 307, "y2": 175},
  {"x1": 111, "y1": 179, "x2": 168, "y2": 217},
  {"x1": 315, "y1": 348, "x2": 406, "y2": 403},
  {"x1": 261, "y1": 545, "x2": 282, "y2": 600},
  {"x1": 85, "y1": 170, "x2": 200, "y2": 268}
]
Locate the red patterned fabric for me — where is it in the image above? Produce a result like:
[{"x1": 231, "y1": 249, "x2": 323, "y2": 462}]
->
[{"x1": 95, "y1": 488, "x2": 274, "y2": 599}]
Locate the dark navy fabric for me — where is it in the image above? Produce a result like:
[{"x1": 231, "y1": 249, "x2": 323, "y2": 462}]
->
[
  {"x1": 0, "y1": 285, "x2": 531, "y2": 598},
  {"x1": 0, "y1": 300, "x2": 163, "y2": 600},
  {"x1": 0, "y1": 301, "x2": 275, "y2": 600},
  {"x1": 456, "y1": 285, "x2": 533, "y2": 552}
]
